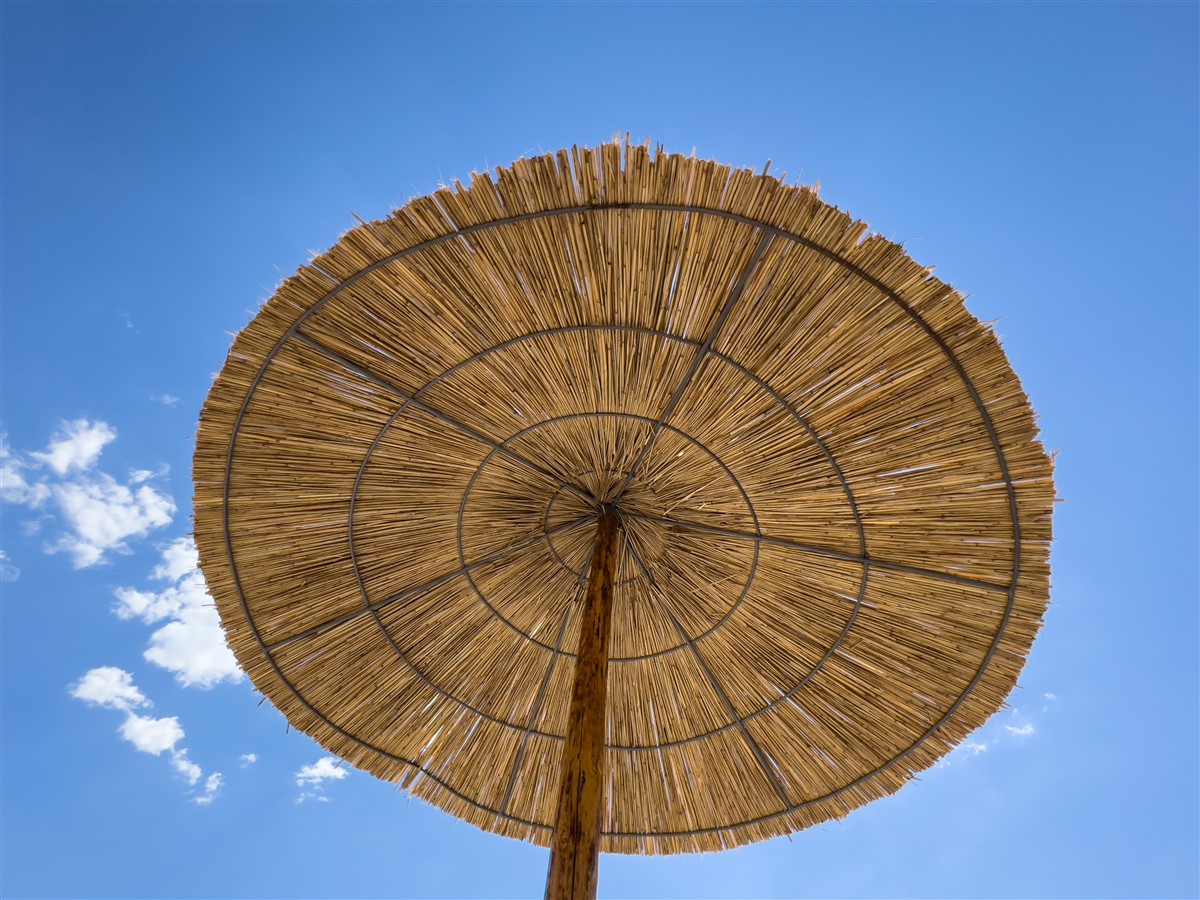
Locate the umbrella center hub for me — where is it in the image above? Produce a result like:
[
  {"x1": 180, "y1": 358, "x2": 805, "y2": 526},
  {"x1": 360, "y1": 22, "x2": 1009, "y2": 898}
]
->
[
  {"x1": 543, "y1": 482, "x2": 642, "y2": 588},
  {"x1": 526, "y1": 411, "x2": 761, "y2": 605},
  {"x1": 453, "y1": 411, "x2": 762, "y2": 659}
]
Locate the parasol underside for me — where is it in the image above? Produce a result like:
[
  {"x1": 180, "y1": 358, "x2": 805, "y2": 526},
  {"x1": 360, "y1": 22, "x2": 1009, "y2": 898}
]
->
[{"x1": 194, "y1": 140, "x2": 1054, "y2": 855}]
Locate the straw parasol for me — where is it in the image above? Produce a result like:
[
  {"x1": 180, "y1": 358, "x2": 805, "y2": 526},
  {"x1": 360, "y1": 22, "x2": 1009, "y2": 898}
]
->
[{"x1": 193, "y1": 139, "x2": 1054, "y2": 897}]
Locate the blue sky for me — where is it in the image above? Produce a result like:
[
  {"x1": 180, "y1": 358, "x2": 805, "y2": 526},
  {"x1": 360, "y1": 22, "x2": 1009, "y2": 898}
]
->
[{"x1": 1, "y1": 2, "x2": 1196, "y2": 898}]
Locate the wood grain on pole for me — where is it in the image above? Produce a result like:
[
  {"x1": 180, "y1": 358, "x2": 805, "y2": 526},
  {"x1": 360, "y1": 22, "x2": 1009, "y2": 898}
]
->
[{"x1": 545, "y1": 512, "x2": 620, "y2": 900}]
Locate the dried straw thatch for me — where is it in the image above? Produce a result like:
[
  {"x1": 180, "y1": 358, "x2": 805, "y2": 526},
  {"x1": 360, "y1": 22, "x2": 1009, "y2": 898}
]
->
[{"x1": 194, "y1": 139, "x2": 1054, "y2": 855}]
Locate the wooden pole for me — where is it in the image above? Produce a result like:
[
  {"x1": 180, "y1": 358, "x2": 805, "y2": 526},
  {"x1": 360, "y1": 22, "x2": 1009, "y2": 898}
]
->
[{"x1": 545, "y1": 511, "x2": 620, "y2": 900}]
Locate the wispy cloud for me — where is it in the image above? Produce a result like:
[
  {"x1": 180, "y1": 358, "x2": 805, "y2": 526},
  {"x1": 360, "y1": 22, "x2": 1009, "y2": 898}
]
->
[
  {"x1": 937, "y1": 739, "x2": 990, "y2": 768},
  {"x1": 2, "y1": 421, "x2": 175, "y2": 567},
  {"x1": 0, "y1": 550, "x2": 19, "y2": 582},
  {"x1": 151, "y1": 394, "x2": 180, "y2": 408},
  {"x1": 1, "y1": 433, "x2": 50, "y2": 507},
  {"x1": 240, "y1": 753, "x2": 258, "y2": 768},
  {"x1": 170, "y1": 747, "x2": 202, "y2": 783},
  {"x1": 295, "y1": 756, "x2": 348, "y2": 803},
  {"x1": 70, "y1": 667, "x2": 223, "y2": 805},
  {"x1": 195, "y1": 772, "x2": 223, "y2": 806},
  {"x1": 113, "y1": 537, "x2": 242, "y2": 688},
  {"x1": 939, "y1": 690, "x2": 1058, "y2": 769}
]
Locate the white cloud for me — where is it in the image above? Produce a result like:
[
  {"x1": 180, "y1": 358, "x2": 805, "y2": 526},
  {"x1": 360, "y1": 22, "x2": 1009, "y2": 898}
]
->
[
  {"x1": 114, "y1": 553, "x2": 208, "y2": 625},
  {"x1": 296, "y1": 756, "x2": 348, "y2": 803},
  {"x1": 3, "y1": 422, "x2": 175, "y2": 568},
  {"x1": 153, "y1": 537, "x2": 198, "y2": 583},
  {"x1": 32, "y1": 419, "x2": 116, "y2": 475},
  {"x1": 50, "y1": 474, "x2": 175, "y2": 568},
  {"x1": 239, "y1": 753, "x2": 258, "y2": 767},
  {"x1": 119, "y1": 712, "x2": 185, "y2": 755},
  {"x1": 114, "y1": 582, "x2": 187, "y2": 624},
  {"x1": 0, "y1": 550, "x2": 18, "y2": 582},
  {"x1": 938, "y1": 695, "x2": 1050, "y2": 769},
  {"x1": 937, "y1": 738, "x2": 991, "y2": 768},
  {"x1": 170, "y1": 749, "x2": 202, "y2": 785},
  {"x1": 0, "y1": 433, "x2": 50, "y2": 507},
  {"x1": 161, "y1": 744, "x2": 227, "y2": 806},
  {"x1": 70, "y1": 667, "x2": 223, "y2": 804},
  {"x1": 145, "y1": 604, "x2": 240, "y2": 688},
  {"x1": 70, "y1": 667, "x2": 150, "y2": 712},
  {"x1": 152, "y1": 394, "x2": 181, "y2": 408},
  {"x1": 297, "y1": 757, "x2": 348, "y2": 786},
  {"x1": 113, "y1": 539, "x2": 242, "y2": 689},
  {"x1": 195, "y1": 772, "x2": 223, "y2": 806}
]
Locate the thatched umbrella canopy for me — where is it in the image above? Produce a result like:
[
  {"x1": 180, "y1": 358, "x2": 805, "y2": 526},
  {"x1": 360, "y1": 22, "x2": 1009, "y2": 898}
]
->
[{"x1": 194, "y1": 140, "x2": 1053, "y2": 876}]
